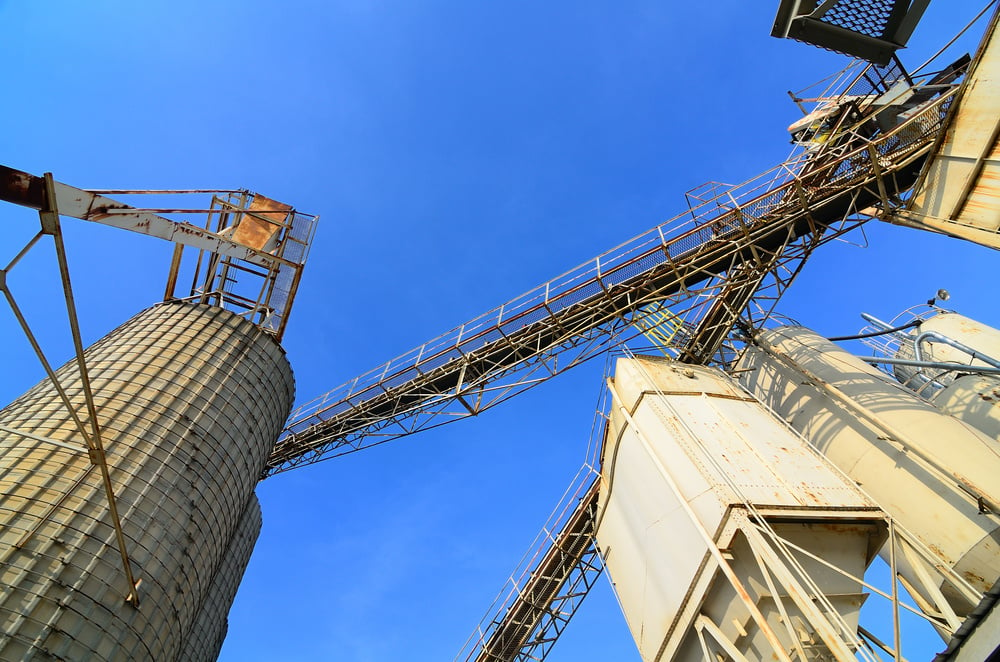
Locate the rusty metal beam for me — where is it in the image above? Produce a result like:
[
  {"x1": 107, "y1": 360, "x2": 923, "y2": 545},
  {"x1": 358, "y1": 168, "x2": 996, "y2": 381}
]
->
[
  {"x1": 0, "y1": 178, "x2": 143, "y2": 607},
  {"x1": 0, "y1": 165, "x2": 293, "y2": 269}
]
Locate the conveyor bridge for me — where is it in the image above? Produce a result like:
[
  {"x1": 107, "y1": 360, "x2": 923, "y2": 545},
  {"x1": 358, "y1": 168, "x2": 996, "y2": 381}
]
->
[{"x1": 267, "y1": 76, "x2": 955, "y2": 476}]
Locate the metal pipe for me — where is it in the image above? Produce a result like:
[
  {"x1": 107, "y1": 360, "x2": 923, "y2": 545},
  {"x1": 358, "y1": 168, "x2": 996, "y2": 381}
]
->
[
  {"x1": 859, "y1": 356, "x2": 1000, "y2": 375},
  {"x1": 828, "y1": 319, "x2": 920, "y2": 342},
  {"x1": 914, "y1": 330, "x2": 1000, "y2": 369}
]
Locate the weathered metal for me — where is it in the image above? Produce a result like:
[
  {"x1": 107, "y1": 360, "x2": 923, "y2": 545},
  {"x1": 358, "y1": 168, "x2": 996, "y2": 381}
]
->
[
  {"x1": 179, "y1": 495, "x2": 264, "y2": 662},
  {"x1": 0, "y1": 166, "x2": 286, "y2": 268},
  {"x1": 0, "y1": 166, "x2": 319, "y2": 340},
  {"x1": 0, "y1": 303, "x2": 293, "y2": 660},
  {"x1": 933, "y1": 374, "x2": 1000, "y2": 441},
  {"x1": 39, "y1": 174, "x2": 141, "y2": 606},
  {"x1": 902, "y1": 7, "x2": 1000, "y2": 249},
  {"x1": 597, "y1": 357, "x2": 886, "y2": 660},
  {"x1": 267, "y1": 77, "x2": 953, "y2": 476},
  {"x1": 771, "y1": 0, "x2": 931, "y2": 65},
  {"x1": 468, "y1": 480, "x2": 603, "y2": 662},
  {"x1": 739, "y1": 326, "x2": 1000, "y2": 620}
]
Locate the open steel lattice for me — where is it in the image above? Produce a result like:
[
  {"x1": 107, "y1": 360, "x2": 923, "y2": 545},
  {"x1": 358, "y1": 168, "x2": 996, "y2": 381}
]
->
[{"x1": 265, "y1": 70, "x2": 955, "y2": 477}]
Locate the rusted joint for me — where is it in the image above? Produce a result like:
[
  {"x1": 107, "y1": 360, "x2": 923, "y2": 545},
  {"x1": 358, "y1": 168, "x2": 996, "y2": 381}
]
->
[{"x1": 39, "y1": 173, "x2": 60, "y2": 235}]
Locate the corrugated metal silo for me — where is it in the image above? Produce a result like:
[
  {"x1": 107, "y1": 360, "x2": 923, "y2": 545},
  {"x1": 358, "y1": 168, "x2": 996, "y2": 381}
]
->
[
  {"x1": 179, "y1": 494, "x2": 263, "y2": 662},
  {"x1": 0, "y1": 302, "x2": 293, "y2": 660}
]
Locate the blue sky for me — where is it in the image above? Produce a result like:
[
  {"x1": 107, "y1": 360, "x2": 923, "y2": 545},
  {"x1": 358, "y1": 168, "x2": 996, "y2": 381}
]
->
[{"x1": 1, "y1": 2, "x2": 997, "y2": 660}]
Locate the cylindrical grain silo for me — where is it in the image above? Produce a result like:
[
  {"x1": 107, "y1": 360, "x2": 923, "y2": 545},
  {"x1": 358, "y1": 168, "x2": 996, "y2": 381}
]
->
[
  {"x1": 739, "y1": 326, "x2": 1000, "y2": 617},
  {"x1": 0, "y1": 302, "x2": 294, "y2": 661},
  {"x1": 179, "y1": 494, "x2": 264, "y2": 662},
  {"x1": 597, "y1": 357, "x2": 886, "y2": 661}
]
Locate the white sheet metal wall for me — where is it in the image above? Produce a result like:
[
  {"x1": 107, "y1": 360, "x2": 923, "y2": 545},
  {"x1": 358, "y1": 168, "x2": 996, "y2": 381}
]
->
[
  {"x1": 933, "y1": 374, "x2": 1000, "y2": 440},
  {"x1": 597, "y1": 357, "x2": 883, "y2": 661},
  {"x1": 0, "y1": 302, "x2": 294, "y2": 660},
  {"x1": 905, "y1": 8, "x2": 1000, "y2": 250},
  {"x1": 739, "y1": 326, "x2": 1000, "y2": 615}
]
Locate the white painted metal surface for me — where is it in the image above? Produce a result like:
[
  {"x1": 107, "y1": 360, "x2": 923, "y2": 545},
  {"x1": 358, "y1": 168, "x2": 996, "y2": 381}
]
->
[
  {"x1": 0, "y1": 303, "x2": 293, "y2": 660},
  {"x1": 911, "y1": 312, "x2": 1000, "y2": 366},
  {"x1": 597, "y1": 357, "x2": 885, "y2": 661},
  {"x1": 739, "y1": 326, "x2": 1000, "y2": 619},
  {"x1": 934, "y1": 374, "x2": 1000, "y2": 440},
  {"x1": 904, "y1": 10, "x2": 1000, "y2": 249},
  {"x1": 889, "y1": 312, "x2": 1000, "y2": 394}
]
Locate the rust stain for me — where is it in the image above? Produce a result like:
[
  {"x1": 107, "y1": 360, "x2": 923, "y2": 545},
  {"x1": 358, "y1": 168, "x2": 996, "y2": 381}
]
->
[
  {"x1": 0, "y1": 165, "x2": 46, "y2": 209},
  {"x1": 963, "y1": 570, "x2": 987, "y2": 587}
]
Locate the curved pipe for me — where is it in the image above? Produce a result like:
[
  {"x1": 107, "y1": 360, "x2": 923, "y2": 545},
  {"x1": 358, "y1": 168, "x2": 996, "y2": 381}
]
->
[{"x1": 914, "y1": 330, "x2": 1000, "y2": 369}]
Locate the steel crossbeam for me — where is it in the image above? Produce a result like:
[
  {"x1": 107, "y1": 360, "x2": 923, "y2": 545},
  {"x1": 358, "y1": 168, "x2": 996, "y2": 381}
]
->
[{"x1": 265, "y1": 88, "x2": 953, "y2": 477}]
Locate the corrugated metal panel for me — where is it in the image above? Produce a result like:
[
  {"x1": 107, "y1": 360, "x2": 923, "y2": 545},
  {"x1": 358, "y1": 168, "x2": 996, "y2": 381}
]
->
[
  {"x1": 0, "y1": 302, "x2": 293, "y2": 661},
  {"x1": 906, "y1": 13, "x2": 1000, "y2": 247},
  {"x1": 179, "y1": 494, "x2": 263, "y2": 662}
]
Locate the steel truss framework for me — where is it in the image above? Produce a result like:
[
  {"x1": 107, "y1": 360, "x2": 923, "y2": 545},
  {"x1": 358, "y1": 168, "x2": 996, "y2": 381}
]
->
[
  {"x1": 460, "y1": 370, "x2": 988, "y2": 662},
  {"x1": 0, "y1": 167, "x2": 319, "y2": 340},
  {"x1": 267, "y1": 78, "x2": 955, "y2": 477},
  {"x1": 416, "y1": 64, "x2": 964, "y2": 661},
  {"x1": 461, "y1": 479, "x2": 604, "y2": 662}
]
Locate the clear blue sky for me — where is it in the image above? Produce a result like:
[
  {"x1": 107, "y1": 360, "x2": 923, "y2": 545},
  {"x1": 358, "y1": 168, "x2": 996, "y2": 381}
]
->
[{"x1": 1, "y1": 2, "x2": 996, "y2": 660}]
